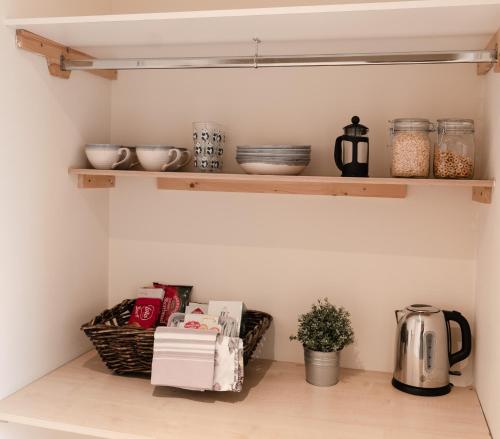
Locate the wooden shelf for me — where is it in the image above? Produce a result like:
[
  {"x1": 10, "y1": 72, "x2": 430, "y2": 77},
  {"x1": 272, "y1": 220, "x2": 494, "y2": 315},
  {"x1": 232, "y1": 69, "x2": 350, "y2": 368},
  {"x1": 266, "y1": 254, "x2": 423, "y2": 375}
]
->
[
  {"x1": 6, "y1": 1, "x2": 500, "y2": 47},
  {"x1": 69, "y1": 168, "x2": 495, "y2": 203},
  {"x1": 0, "y1": 351, "x2": 489, "y2": 439}
]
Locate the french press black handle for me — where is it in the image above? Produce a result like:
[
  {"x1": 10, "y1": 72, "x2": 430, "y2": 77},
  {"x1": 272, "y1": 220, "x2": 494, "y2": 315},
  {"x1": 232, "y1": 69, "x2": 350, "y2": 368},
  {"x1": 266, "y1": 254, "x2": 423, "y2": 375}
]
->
[
  {"x1": 443, "y1": 310, "x2": 472, "y2": 367},
  {"x1": 334, "y1": 135, "x2": 347, "y2": 172}
]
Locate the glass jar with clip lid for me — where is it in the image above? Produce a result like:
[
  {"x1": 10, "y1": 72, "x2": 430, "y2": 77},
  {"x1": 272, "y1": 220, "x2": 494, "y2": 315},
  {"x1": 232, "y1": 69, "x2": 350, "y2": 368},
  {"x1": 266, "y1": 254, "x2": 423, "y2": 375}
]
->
[
  {"x1": 434, "y1": 119, "x2": 475, "y2": 179},
  {"x1": 389, "y1": 118, "x2": 435, "y2": 178}
]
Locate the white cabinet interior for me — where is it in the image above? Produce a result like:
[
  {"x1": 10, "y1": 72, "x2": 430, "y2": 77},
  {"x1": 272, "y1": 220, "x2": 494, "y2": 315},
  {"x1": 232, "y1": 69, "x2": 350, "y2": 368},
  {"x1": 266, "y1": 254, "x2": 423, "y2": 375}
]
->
[{"x1": 3, "y1": 1, "x2": 500, "y2": 438}]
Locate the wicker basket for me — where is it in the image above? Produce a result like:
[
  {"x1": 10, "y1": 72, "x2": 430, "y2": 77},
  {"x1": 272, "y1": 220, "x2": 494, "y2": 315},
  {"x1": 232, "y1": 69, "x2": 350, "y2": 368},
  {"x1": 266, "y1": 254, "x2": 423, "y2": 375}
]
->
[{"x1": 81, "y1": 299, "x2": 272, "y2": 375}]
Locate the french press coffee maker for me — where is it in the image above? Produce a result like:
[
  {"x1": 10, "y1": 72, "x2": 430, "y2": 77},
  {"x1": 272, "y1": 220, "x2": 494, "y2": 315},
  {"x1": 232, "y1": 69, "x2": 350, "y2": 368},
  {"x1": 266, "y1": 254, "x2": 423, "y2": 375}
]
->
[{"x1": 334, "y1": 116, "x2": 369, "y2": 177}]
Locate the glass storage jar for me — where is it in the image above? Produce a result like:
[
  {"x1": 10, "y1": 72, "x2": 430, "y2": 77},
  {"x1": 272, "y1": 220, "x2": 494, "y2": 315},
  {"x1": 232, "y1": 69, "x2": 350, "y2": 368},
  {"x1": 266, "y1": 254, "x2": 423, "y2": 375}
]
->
[
  {"x1": 389, "y1": 118, "x2": 434, "y2": 177},
  {"x1": 434, "y1": 119, "x2": 475, "y2": 179}
]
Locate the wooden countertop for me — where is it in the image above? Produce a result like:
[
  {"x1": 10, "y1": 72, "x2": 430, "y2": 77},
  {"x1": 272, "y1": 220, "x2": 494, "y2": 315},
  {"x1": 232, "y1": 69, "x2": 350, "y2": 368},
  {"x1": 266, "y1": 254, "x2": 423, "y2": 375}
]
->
[{"x1": 0, "y1": 351, "x2": 489, "y2": 439}]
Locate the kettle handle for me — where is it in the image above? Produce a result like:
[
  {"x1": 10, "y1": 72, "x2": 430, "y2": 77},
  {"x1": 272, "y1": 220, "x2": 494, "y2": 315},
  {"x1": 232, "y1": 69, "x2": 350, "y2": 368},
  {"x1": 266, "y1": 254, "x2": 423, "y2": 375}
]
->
[
  {"x1": 394, "y1": 309, "x2": 404, "y2": 322},
  {"x1": 334, "y1": 135, "x2": 346, "y2": 172},
  {"x1": 443, "y1": 310, "x2": 472, "y2": 367}
]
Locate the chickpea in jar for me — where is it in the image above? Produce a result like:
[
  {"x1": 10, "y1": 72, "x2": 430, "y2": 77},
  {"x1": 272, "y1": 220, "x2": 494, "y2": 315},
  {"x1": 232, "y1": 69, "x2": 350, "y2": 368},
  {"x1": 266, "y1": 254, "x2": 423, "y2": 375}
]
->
[{"x1": 389, "y1": 119, "x2": 434, "y2": 178}]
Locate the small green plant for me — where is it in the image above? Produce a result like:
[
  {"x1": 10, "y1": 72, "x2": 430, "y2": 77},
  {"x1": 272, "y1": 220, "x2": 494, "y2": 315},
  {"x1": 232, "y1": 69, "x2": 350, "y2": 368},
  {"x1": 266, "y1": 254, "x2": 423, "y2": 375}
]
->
[{"x1": 290, "y1": 298, "x2": 354, "y2": 352}]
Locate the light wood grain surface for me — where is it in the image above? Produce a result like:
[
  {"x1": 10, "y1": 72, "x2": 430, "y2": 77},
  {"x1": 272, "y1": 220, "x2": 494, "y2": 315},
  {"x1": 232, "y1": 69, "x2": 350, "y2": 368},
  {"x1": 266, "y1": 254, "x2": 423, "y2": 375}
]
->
[
  {"x1": 68, "y1": 168, "x2": 495, "y2": 187},
  {"x1": 15, "y1": 30, "x2": 117, "y2": 80},
  {"x1": 0, "y1": 352, "x2": 490, "y2": 439},
  {"x1": 68, "y1": 169, "x2": 494, "y2": 202}
]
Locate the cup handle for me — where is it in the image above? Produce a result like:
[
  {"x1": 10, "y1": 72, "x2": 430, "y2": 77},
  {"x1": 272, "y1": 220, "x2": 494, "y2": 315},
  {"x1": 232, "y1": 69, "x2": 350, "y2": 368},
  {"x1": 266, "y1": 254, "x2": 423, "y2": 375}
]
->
[
  {"x1": 112, "y1": 147, "x2": 131, "y2": 170},
  {"x1": 161, "y1": 149, "x2": 182, "y2": 172},
  {"x1": 178, "y1": 150, "x2": 193, "y2": 169}
]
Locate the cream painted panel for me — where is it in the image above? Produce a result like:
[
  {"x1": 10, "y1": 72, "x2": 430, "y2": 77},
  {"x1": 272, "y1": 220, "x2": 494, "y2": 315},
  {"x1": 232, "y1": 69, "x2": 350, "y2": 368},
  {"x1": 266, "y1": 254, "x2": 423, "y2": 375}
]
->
[
  {"x1": 10, "y1": 2, "x2": 499, "y2": 47},
  {"x1": 109, "y1": 0, "x2": 441, "y2": 14},
  {"x1": 474, "y1": 72, "x2": 500, "y2": 438},
  {"x1": 109, "y1": 56, "x2": 484, "y2": 179},
  {"x1": 108, "y1": 41, "x2": 482, "y2": 387},
  {"x1": 6, "y1": 0, "x2": 111, "y2": 18},
  {"x1": 108, "y1": 179, "x2": 477, "y2": 386},
  {"x1": 0, "y1": 1, "x2": 111, "y2": 399},
  {"x1": 109, "y1": 181, "x2": 477, "y2": 259}
]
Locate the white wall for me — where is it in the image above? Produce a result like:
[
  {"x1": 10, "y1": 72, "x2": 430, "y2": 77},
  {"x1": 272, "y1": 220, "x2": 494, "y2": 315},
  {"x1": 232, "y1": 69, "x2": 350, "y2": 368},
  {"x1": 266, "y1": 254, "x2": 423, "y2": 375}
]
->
[
  {"x1": 109, "y1": 184, "x2": 477, "y2": 381},
  {"x1": 475, "y1": 72, "x2": 500, "y2": 438},
  {"x1": 110, "y1": 0, "x2": 414, "y2": 13},
  {"x1": 0, "y1": 0, "x2": 110, "y2": 401},
  {"x1": 5, "y1": 0, "x2": 110, "y2": 18},
  {"x1": 108, "y1": 39, "x2": 484, "y2": 385}
]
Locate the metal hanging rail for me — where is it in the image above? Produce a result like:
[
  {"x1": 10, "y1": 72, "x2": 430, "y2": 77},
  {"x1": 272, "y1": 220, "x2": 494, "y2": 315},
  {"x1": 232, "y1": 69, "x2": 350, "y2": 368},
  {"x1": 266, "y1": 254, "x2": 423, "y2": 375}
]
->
[{"x1": 62, "y1": 50, "x2": 497, "y2": 71}]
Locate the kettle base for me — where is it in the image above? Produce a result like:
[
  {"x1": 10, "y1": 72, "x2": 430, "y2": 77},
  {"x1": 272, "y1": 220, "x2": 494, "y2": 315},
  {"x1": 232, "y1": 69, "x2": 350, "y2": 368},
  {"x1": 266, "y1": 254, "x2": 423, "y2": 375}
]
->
[{"x1": 392, "y1": 378, "x2": 452, "y2": 397}]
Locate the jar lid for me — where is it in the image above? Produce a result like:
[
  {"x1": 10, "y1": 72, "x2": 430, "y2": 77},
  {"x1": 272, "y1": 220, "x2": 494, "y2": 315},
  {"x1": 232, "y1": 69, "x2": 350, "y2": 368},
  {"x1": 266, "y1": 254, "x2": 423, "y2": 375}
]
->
[
  {"x1": 407, "y1": 304, "x2": 440, "y2": 313},
  {"x1": 391, "y1": 118, "x2": 434, "y2": 132},
  {"x1": 437, "y1": 118, "x2": 474, "y2": 133}
]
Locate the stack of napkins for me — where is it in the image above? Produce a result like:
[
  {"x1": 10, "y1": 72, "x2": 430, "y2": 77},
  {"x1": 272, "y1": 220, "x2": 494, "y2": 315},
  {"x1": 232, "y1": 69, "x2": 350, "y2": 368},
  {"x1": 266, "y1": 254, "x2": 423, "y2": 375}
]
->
[
  {"x1": 151, "y1": 301, "x2": 246, "y2": 392},
  {"x1": 151, "y1": 327, "x2": 217, "y2": 390}
]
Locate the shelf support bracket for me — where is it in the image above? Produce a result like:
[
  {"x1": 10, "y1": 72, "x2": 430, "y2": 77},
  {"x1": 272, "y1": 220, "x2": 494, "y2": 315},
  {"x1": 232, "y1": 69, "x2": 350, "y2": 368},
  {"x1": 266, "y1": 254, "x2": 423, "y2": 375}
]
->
[
  {"x1": 15, "y1": 29, "x2": 117, "y2": 80},
  {"x1": 472, "y1": 186, "x2": 492, "y2": 204},
  {"x1": 78, "y1": 175, "x2": 115, "y2": 189},
  {"x1": 156, "y1": 176, "x2": 407, "y2": 199},
  {"x1": 477, "y1": 31, "x2": 500, "y2": 75}
]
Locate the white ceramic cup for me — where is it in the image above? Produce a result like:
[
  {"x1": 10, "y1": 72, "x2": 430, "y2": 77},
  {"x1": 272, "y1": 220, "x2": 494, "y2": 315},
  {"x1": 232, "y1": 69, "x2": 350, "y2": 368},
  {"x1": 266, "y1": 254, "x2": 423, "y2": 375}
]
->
[
  {"x1": 136, "y1": 145, "x2": 185, "y2": 172},
  {"x1": 169, "y1": 149, "x2": 193, "y2": 171},
  {"x1": 85, "y1": 144, "x2": 132, "y2": 170}
]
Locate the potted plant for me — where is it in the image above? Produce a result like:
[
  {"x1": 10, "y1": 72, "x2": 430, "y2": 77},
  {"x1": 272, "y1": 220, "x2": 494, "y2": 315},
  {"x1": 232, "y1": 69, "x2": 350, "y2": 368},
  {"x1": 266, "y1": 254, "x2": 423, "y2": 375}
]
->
[{"x1": 290, "y1": 298, "x2": 354, "y2": 387}]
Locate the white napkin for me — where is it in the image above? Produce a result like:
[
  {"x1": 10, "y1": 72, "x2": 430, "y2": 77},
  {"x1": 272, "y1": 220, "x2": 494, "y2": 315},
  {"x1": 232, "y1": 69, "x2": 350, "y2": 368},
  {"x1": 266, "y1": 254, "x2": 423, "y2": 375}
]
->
[
  {"x1": 151, "y1": 327, "x2": 217, "y2": 390},
  {"x1": 212, "y1": 335, "x2": 244, "y2": 392}
]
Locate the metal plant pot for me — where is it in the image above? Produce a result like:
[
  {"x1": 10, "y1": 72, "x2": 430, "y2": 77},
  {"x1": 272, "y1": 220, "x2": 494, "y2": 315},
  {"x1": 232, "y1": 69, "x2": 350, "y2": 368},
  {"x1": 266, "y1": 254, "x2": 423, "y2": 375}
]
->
[{"x1": 304, "y1": 347, "x2": 340, "y2": 387}]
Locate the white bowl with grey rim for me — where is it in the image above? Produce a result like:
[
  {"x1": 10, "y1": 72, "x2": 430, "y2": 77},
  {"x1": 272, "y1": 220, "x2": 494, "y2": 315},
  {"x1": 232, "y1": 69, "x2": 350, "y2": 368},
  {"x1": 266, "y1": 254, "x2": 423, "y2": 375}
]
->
[
  {"x1": 239, "y1": 161, "x2": 308, "y2": 175},
  {"x1": 237, "y1": 145, "x2": 311, "y2": 164},
  {"x1": 237, "y1": 150, "x2": 310, "y2": 155},
  {"x1": 237, "y1": 145, "x2": 311, "y2": 150},
  {"x1": 237, "y1": 153, "x2": 311, "y2": 160},
  {"x1": 237, "y1": 158, "x2": 311, "y2": 166}
]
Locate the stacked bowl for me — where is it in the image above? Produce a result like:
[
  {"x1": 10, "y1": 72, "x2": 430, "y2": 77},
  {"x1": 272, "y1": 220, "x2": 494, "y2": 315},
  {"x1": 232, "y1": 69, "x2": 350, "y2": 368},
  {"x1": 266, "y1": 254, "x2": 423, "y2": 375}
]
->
[{"x1": 236, "y1": 145, "x2": 311, "y2": 175}]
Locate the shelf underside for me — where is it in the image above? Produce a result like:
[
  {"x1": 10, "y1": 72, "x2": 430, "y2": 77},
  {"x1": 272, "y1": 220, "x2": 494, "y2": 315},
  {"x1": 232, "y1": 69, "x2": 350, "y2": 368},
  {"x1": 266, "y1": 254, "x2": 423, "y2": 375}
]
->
[
  {"x1": 0, "y1": 351, "x2": 489, "y2": 439},
  {"x1": 6, "y1": 1, "x2": 500, "y2": 47},
  {"x1": 69, "y1": 169, "x2": 494, "y2": 203}
]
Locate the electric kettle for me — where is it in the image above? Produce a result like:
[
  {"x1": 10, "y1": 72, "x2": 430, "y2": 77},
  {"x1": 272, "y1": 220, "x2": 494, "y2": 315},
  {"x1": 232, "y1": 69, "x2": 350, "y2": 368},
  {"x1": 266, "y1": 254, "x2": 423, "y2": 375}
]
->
[
  {"x1": 392, "y1": 304, "x2": 471, "y2": 396},
  {"x1": 334, "y1": 116, "x2": 369, "y2": 177}
]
